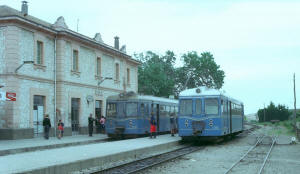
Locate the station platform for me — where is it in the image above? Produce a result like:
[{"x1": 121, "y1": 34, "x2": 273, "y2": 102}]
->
[
  {"x1": 0, "y1": 134, "x2": 108, "y2": 156},
  {"x1": 0, "y1": 134, "x2": 182, "y2": 174}
]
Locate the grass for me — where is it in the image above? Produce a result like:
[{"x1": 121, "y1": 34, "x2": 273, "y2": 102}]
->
[{"x1": 255, "y1": 119, "x2": 296, "y2": 136}]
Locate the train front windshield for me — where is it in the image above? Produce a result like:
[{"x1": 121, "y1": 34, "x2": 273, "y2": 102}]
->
[
  {"x1": 205, "y1": 98, "x2": 219, "y2": 115},
  {"x1": 107, "y1": 103, "x2": 117, "y2": 117},
  {"x1": 179, "y1": 99, "x2": 192, "y2": 115},
  {"x1": 179, "y1": 98, "x2": 219, "y2": 116},
  {"x1": 126, "y1": 102, "x2": 138, "y2": 117}
]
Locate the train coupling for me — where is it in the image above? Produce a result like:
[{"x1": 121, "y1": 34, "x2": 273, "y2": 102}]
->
[{"x1": 192, "y1": 121, "x2": 205, "y2": 135}]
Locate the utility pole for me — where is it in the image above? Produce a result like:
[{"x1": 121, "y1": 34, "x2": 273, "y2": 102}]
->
[
  {"x1": 293, "y1": 73, "x2": 296, "y2": 127},
  {"x1": 264, "y1": 103, "x2": 266, "y2": 122},
  {"x1": 77, "y1": 19, "x2": 79, "y2": 32}
]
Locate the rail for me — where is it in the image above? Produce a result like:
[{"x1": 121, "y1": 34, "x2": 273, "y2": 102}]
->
[
  {"x1": 223, "y1": 135, "x2": 265, "y2": 174},
  {"x1": 95, "y1": 146, "x2": 203, "y2": 174},
  {"x1": 257, "y1": 137, "x2": 276, "y2": 174},
  {"x1": 224, "y1": 135, "x2": 276, "y2": 174}
]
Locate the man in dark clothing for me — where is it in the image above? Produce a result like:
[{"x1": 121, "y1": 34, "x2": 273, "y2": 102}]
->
[
  {"x1": 43, "y1": 114, "x2": 51, "y2": 139},
  {"x1": 88, "y1": 114, "x2": 94, "y2": 136},
  {"x1": 170, "y1": 114, "x2": 175, "y2": 136}
]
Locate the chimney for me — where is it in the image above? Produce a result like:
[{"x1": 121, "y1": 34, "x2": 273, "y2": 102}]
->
[
  {"x1": 114, "y1": 36, "x2": 119, "y2": 50},
  {"x1": 21, "y1": 1, "x2": 28, "y2": 16}
]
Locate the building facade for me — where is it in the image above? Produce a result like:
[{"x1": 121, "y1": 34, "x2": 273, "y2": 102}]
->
[{"x1": 0, "y1": 4, "x2": 139, "y2": 140}]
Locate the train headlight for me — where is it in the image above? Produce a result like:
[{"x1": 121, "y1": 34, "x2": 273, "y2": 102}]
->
[{"x1": 129, "y1": 120, "x2": 133, "y2": 128}]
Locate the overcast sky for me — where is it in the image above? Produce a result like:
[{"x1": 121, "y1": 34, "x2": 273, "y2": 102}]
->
[{"x1": 1, "y1": 0, "x2": 300, "y2": 114}]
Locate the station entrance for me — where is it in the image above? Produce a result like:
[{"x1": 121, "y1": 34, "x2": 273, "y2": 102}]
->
[{"x1": 71, "y1": 98, "x2": 80, "y2": 135}]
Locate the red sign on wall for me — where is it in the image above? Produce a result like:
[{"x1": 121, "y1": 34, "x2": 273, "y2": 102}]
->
[{"x1": 6, "y1": 92, "x2": 16, "y2": 101}]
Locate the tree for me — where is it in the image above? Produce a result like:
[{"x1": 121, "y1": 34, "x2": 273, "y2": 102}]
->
[
  {"x1": 135, "y1": 51, "x2": 176, "y2": 97},
  {"x1": 175, "y1": 52, "x2": 225, "y2": 96},
  {"x1": 257, "y1": 102, "x2": 291, "y2": 122},
  {"x1": 135, "y1": 51, "x2": 225, "y2": 98}
]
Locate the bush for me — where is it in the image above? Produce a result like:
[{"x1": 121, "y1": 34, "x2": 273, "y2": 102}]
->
[{"x1": 257, "y1": 102, "x2": 291, "y2": 122}]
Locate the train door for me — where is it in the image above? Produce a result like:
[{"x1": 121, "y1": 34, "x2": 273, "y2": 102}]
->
[{"x1": 229, "y1": 101, "x2": 232, "y2": 134}]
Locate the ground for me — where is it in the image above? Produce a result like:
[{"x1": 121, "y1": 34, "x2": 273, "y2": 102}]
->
[{"x1": 138, "y1": 124, "x2": 300, "y2": 174}]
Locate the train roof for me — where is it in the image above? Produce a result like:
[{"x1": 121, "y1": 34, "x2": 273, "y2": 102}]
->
[
  {"x1": 107, "y1": 92, "x2": 178, "y2": 104},
  {"x1": 179, "y1": 87, "x2": 243, "y2": 105}
]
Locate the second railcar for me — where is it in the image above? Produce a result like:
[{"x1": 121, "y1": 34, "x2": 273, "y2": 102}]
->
[
  {"x1": 178, "y1": 87, "x2": 244, "y2": 139},
  {"x1": 105, "y1": 92, "x2": 178, "y2": 138}
]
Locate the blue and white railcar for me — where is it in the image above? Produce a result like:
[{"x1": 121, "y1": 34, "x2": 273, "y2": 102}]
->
[
  {"x1": 178, "y1": 87, "x2": 244, "y2": 138},
  {"x1": 105, "y1": 92, "x2": 178, "y2": 138}
]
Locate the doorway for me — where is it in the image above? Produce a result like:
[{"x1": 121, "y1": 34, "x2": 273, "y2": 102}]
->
[
  {"x1": 95, "y1": 100, "x2": 102, "y2": 133},
  {"x1": 71, "y1": 98, "x2": 80, "y2": 135},
  {"x1": 33, "y1": 95, "x2": 45, "y2": 137}
]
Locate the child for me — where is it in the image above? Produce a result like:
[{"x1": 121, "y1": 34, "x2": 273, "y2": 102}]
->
[{"x1": 57, "y1": 119, "x2": 64, "y2": 139}]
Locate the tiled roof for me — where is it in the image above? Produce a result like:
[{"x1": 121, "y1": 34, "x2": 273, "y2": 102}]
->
[
  {"x1": 0, "y1": 5, "x2": 139, "y2": 63},
  {"x1": 0, "y1": 5, "x2": 52, "y2": 28}
]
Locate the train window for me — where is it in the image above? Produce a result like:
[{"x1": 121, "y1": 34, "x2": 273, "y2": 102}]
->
[
  {"x1": 126, "y1": 103, "x2": 138, "y2": 117},
  {"x1": 195, "y1": 99, "x2": 202, "y2": 115},
  {"x1": 160, "y1": 105, "x2": 167, "y2": 117},
  {"x1": 117, "y1": 103, "x2": 125, "y2": 117},
  {"x1": 166, "y1": 106, "x2": 171, "y2": 117},
  {"x1": 107, "y1": 103, "x2": 117, "y2": 117},
  {"x1": 179, "y1": 99, "x2": 192, "y2": 115},
  {"x1": 222, "y1": 100, "x2": 227, "y2": 114},
  {"x1": 205, "y1": 98, "x2": 219, "y2": 115},
  {"x1": 140, "y1": 103, "x2": 145, "y2": 117}
]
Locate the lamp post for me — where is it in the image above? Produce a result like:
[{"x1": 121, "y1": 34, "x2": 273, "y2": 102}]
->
[
  {"x1": 15, "y1": 61, "x2": 34, "y2": 73},
  {"x1": 98, "y1": 77, "x2": 113, "y2": 86},
  {"x1": 96, "y1": 77, "x2": 113, "y2": 96}
]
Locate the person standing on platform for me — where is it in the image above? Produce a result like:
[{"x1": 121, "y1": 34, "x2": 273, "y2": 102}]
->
[
  {"x1": 57, "y1": 119, "x2": 64, "y2": 139},
  {"x1": 43, "y1": 114, "x2": 51, "y2": 139},
  {"x1": 88, "y1": 114, "x2": 95, "y2": 136},
  {"x1": 100, "y1": 116, "x2": 105, "y2": 133},
  {"x1": 170, "y1": 113, "x2": 176, "y2": 137},
  {"x1": 150, "y1": 112, "x2": 157, "y2": 138}
]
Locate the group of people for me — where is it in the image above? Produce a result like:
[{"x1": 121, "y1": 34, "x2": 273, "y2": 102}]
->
[
  {"x1": 42, "y1": 112, "x2": 176, "y2": 140},
  {"x1": 42, "y1": 113, "x2": 106, "y2": 139},
  {"x1": 149, "y1": 112, "x2": 177, "y2": 138},
  {"x1": 42, "y1": 114, "x2": 64, "y2": 140},
  {"x1": 88, "y1": 114, "x2": 106, "y2": 137}
]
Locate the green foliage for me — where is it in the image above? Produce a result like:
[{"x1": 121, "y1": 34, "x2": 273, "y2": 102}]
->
[
  {"x1": 135, "y1": 51, "x2": 176, "y2": 97},
  {"x1": 257, "y1": 102, "x2": 291, "y2": 122},
  {"x1": 135, "y1": 51, "x2": 225, "y2": 97},
  {"x1": 175, "y1": 52, "x2": 225, "y2": 95}
]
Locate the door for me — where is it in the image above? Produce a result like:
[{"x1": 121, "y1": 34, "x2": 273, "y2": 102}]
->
[
  {"x1": 95, "y1": 100, "x2": 102, "y2": 133},
  {"x1": 33, "y1": 95, "x2": 45, "y2": 137},
  {"x1": 95, "y1": 100, "x2": 102, "y2": 119},
  {"x1": 71, "y1": 98, "x2": 80, "y2": 135}
]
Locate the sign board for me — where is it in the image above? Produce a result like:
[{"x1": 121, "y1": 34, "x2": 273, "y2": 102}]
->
[
  {"x1": 0, "y1": 91, "x2": 5, "y2": 101},
  {"x1": 6, "y1": 92, "x2": 16, "y2": 101}
]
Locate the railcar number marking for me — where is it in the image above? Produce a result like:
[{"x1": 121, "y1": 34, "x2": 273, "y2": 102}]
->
[{"x1": 185, "y1": 120, "x2": 189, "y2": 127}]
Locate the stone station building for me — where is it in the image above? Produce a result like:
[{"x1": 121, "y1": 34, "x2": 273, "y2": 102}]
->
[{"x1": 0, "y1": 3, "x2": 139, "y2": 140}]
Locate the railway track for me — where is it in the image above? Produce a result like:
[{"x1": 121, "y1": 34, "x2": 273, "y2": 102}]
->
[
  {"x1": 224, "y1": 135, "x2": 277, "y2": 174},
  {"x1": 94, "y1": 145, "x2": 203, "y2": 174}
]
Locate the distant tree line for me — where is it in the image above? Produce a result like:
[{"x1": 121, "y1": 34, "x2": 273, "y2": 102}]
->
[
  {"x1": 257, "y1": 102, "x2": 291, "y2": 122},
  {"x1": 134, "y1": 51, "x2": 225, "y2": 98}
]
